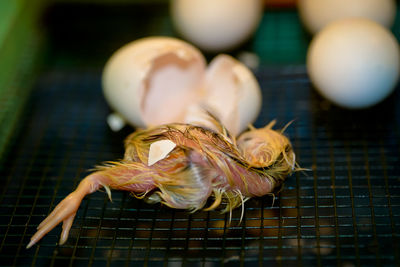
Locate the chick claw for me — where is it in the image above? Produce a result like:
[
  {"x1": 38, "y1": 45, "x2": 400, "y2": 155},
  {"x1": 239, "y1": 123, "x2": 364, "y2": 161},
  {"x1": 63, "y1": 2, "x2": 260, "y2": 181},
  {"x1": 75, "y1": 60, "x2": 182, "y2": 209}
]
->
[
  {"x1": 27, "y1": 176, "x2": 99, "y2": 249},
  {"x1": 26, "y1": 192, "x2": 80, "y2": 248}
]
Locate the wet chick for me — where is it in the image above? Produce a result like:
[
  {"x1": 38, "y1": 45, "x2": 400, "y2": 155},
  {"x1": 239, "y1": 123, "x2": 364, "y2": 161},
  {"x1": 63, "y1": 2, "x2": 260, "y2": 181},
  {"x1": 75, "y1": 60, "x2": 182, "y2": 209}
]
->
[{"x1": 27, "y1": 121, "x2": 295, "y2": 248}]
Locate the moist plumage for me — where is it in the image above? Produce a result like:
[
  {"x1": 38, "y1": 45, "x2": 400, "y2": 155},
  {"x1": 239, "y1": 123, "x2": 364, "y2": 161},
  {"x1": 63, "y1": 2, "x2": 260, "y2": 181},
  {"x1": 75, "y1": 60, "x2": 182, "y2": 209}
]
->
[{"x1": 27, "y1": 121, "x2": 295, "y2": 248}]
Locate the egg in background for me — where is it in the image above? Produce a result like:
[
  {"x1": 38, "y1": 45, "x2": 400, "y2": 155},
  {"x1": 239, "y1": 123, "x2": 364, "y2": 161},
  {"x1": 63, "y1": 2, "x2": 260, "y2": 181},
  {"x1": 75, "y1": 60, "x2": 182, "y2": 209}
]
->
[
  {"x1": 170, "y1": 0, "x2": 263, "y2": 52},
  {"x1": 297, "y1": 0, "x2": 397, "y2": 34},
  {"x1": 306, "y1": 18, "x2": 400, "y2": 109}
]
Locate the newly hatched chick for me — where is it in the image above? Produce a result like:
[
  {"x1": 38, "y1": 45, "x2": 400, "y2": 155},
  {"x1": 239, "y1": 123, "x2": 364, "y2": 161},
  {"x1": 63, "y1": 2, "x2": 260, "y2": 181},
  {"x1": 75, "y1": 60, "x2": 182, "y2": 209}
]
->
[{"x1": 27, "y1": 121, "x2": 295, "y2": 248}]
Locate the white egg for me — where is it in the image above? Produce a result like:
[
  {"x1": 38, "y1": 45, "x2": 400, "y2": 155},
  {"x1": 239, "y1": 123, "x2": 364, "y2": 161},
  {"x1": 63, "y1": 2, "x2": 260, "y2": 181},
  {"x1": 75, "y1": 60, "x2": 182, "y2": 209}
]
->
[
  {"x1": 170, "y1": 0, "x2": 263, "y2": 52},
  {"x1": 307, "y1": 18, "x2": 400, "y2": 109},
  {"x1": 102, "y1": 36, "x2": 262, "y2": 136},
  {"x1": 298, "y1": 0, "x2": 397, "y2": 34}
]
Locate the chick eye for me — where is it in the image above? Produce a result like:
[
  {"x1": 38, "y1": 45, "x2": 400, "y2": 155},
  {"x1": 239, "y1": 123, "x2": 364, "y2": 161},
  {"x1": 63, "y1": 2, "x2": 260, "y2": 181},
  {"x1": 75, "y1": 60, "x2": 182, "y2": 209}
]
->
[{"x1": 284, "y1": 145, "x2": 291, "y2": 153}]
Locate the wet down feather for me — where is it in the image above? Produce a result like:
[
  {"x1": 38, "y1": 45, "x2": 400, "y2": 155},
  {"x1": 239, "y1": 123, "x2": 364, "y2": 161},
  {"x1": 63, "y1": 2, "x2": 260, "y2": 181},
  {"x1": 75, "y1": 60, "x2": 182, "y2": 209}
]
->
[{"x1": 27, "y1": 120, "x2": 296, "y2": 248}]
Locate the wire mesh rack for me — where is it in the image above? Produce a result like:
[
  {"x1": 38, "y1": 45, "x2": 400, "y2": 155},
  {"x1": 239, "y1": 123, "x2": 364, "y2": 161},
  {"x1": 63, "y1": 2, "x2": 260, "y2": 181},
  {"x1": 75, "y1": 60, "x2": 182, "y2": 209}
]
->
[{"x1": 1, "y1": 2, "x2": 400, "y2": 267}]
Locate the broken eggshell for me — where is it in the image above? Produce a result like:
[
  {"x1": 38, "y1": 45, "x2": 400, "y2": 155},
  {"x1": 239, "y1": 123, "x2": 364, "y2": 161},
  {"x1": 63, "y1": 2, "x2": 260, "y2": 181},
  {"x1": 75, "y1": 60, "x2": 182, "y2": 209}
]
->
[
  {"x1": 202, "y1": 54, "x2": 262, "y2": 136},
  {"x1": 102, "y1": 37, "x2": 206, "y2": 129},
  {"x1": 102, "y1": 36, "x2": 262, "y2": 136}
]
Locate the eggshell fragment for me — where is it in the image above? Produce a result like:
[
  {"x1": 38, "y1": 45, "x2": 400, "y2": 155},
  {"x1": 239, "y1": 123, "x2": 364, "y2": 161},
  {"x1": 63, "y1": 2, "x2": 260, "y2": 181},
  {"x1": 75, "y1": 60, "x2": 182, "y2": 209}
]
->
[
  {"x1": 148, "y1": 140, "x2": 176, "y2": 166},
  {"x1": 107, "y1": 113, "x2": 126, "y2": 132},
  {"x1": 298, "y1": 0, "x2": 397, "y2": 35},
  {"x1": 202, "y1": 54, "x2": 262, "y2": 136},
  {"x1": 307, "y1": 18, "x2": 400, "y2": 108}
]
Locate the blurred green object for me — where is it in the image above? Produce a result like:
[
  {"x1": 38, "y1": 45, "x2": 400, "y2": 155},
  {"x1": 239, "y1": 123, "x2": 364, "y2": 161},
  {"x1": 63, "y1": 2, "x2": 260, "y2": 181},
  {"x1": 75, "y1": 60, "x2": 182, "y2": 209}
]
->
[
  {"x1": 0, "y1": 0, "x2": 20, "y2": 48},
  {"x1": 252, "y1": 10, "x2": 310, "y2": 64},
  {"x1": 0, "y1": 0, "x2": 45, "y2": 161}
]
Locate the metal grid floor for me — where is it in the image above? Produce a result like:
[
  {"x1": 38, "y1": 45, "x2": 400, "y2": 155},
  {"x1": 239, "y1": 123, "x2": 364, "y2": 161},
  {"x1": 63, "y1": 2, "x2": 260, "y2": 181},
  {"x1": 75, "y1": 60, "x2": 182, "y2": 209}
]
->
[{"x1": 0, "y1": 65, "x2": 399, "y2": 266}]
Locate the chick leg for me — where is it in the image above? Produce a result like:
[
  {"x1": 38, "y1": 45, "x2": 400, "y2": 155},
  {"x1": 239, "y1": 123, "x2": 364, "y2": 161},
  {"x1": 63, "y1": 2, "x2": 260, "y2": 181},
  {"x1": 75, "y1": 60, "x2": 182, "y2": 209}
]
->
[{"x1": 26, "y1": 174, "x2": 101, "y2": 249}]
